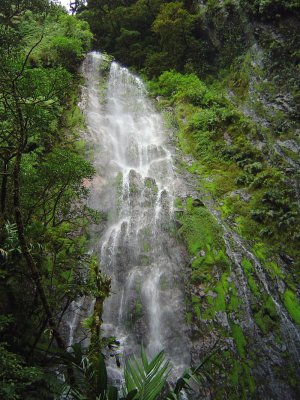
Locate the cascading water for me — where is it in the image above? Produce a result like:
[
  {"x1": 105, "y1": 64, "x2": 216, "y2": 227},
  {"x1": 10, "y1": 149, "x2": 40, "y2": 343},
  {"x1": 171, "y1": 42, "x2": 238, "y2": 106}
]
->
[
  {"x1": 65, "y1": 52, "x2": 300, "y2": 399},
  {"x1": 80, "y1": 52, "x2": 191, "y2": 381}
]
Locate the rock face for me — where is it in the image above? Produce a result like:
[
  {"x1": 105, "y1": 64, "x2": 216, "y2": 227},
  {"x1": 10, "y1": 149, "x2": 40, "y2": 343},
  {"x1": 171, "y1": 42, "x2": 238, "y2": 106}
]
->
[
  {"x1": 174, "y1": 168, "x2": 300, "y2": 399},
  {"x1": 74, "y1": 24, "x2": 300, "y2": 397},
  {"x1": 174, "y1": 8, "x2": 300, "y2": 398}
]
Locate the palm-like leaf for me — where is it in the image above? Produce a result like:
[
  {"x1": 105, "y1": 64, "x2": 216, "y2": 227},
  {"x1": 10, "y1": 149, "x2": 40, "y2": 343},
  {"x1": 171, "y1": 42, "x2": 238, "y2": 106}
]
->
[{"x1": 123, "y1": 346, "x2": 171, "y2": 400}]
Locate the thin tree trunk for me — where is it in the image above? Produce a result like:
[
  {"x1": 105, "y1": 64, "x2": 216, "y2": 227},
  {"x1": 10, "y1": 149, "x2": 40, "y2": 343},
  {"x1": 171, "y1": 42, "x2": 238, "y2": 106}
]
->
[
  {"x1": 1, "y1": 157, "x2": 9, "y2": 215},
  {"x1": 13, "y1": 150, "x2": 66, "y2": 351},
  {"x1": 13, "y1": 149, "x2": 75, "y2": 384},
  {"x1": 89, "y1": 262, "x2": 111, "y2": 358}
]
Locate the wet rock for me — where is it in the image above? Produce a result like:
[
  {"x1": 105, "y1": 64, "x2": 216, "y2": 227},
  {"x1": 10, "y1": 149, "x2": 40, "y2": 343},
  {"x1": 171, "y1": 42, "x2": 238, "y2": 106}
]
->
[
  {"x1": 277, "y1": 280, "x2": 285, "y2": 294},
  {"x1": 279, "y1": 252, "x2": 294, "y2": 266},
  {"x1": 274, "y1": 143, "x2": 300, "y2": 169},
  {"x1": 147, "y1": 144, "x2": 166, "y2": 159},
  {"x1": 231, "y1": 314, "x2": 240, "y2": 325},
  {"x1": 274, "y1": 93, "x2": 295, "y2": 114},
  {"x1": 207, "y1": 290, "x2": 217, "y2": 298},
  {"x1": 174, "y1": 219, "x2": 183, "y2": 229},
  {"x1": 229, "y1": 189, "x2": 252, "y2": 203},
  {"x1": 160, "y1": 189, "x2": 170, "y2": 212},
  {"x1": 144, "y1": 176, "x2": 156, "y2": 190},
  {"x1": 192, "y1": 198, "x2": 205, "y2": 207},
  {"x1": 224, "y1": 132, "x2": 232, "y2": 145},
  {"x1": 128, "y1": 169, "x2": 143, "y2": 198},
  {"x1": 215, "y1": 311, "x2": 229, "y2": 329},
  {"x1": 277, "y1": 140, "x2": 300, "y2": 154},
  {"x1": 180, "y1": 116, "x2": 188, "y2": 125}
]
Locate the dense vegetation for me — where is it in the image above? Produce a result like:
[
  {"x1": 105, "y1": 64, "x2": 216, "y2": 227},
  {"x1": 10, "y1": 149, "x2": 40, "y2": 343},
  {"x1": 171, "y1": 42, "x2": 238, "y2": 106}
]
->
[
  {"x1": 0, "y1": 1, "x2": 110, "y2": 398},
  {"x1": 0, "y1": 1, "x2": 210, "y2": 399},
  {"x1": 1, "y1": 0, "x2": 299, "y2": 399},
  {"x1": 78, "y1": 0, "x2": 300, "y2": 76}
]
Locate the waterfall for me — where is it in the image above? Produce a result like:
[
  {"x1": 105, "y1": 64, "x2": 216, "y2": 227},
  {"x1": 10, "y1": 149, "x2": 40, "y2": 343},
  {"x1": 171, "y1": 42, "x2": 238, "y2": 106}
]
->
[
  {"x1": 80, "y1": 52, "x2": 190, "y2": 380},
  {"x1": 64, "y1": 52, "x2": 300, "y2": 399}
]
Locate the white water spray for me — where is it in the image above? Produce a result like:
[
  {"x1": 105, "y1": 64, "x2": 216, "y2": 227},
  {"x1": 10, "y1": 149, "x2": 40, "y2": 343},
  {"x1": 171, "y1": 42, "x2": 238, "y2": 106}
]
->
[{"x1": 81, "y1": 52, "x2": 190, "y2": 379}]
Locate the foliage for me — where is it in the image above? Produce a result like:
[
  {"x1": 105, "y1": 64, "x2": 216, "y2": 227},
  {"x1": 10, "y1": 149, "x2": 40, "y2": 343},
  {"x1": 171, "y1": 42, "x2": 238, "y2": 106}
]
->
[
  {"x1": 124, "y1": 347, "x2": 170, "y2": 400},
  {"x1": 156, "y1": 71, "x2": 207, "y2": 105},
  {"x1": 63, "y1": 344, "x2": 212, "y2": 400},
  {"x1": 80, "y1": 0, "x2": 254, "y2": 76},
  {"x1": 21, "y1": 11, "x2": 93, "y2": 71},
  {"x1": 145, "y1": 5, "x2": 300, "y2": 397},
  {"x1": 1, "y1": 0, "x2": 299, "y2": 398},
  {"x1": 231, "y1": 324, "x2": 247, "y2": 359},
  {"x1": 0, "y1": 2, "x2": 101, "y2": 398},
  {"x1": 151, "y1": 2, "x2": 195, "y2": 71},
  {"x1": 240, "y1": 0, "x2": 300, "y2": 17},
  {"x1": 283, "y1": 289, "x2": 300, "y2": 325},
  {"x1": 0, "y1": 344, "x2": 43, "y2": 400}
]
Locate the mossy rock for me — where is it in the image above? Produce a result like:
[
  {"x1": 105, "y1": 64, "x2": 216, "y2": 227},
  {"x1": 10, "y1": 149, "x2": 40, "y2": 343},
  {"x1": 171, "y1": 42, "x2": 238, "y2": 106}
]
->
[{"x1": 283, "y1": 289, "x2": 300, "y2": 324}]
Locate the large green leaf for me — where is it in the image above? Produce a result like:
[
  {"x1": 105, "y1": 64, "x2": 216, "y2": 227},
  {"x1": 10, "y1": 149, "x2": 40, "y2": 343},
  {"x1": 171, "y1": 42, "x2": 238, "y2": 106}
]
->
[
  {"x1": 120, "y1": 389, "x2": 138, "y2": 400},
  {"x1": 123, "y1": 346, "x2": 170, "y2": 400},
  {"x1": 107, "y1": 385, "x2": 118, "y2": 400},
  {"x1": 90, "y1": 353, "x2": 108, "y2": 396}
]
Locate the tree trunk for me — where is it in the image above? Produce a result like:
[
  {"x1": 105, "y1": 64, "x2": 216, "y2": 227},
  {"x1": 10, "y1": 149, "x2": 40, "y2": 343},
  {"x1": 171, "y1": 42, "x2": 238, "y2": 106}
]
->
[
  {"x1": 12, "y1": 149, "x2": 67, "y2": 351},
  {"x1": 89, "y1": 263, "x2": 111, "y2": 358},
  {"x1": 1, "y1": 157, "x2": 9, "y2": 216},
  {"x1": 12, "y1": 149, "x2": 76, "y2": 384}
]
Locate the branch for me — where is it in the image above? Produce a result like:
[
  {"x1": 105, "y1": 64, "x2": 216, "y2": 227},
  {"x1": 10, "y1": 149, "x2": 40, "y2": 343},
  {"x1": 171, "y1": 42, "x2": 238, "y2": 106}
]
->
[{"x1": 13, "y1": 25, "x2": 45, "y2": 82}]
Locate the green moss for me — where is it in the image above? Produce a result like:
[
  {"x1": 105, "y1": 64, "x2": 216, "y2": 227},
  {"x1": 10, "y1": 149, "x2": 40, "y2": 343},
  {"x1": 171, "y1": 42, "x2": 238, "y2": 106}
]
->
[
  {"x1": 115, "y1": 171, "x2": 123, "y2": 187},
  {"x1": 215, "y1": 273, "x2": 229, "y2": 312},
  {"x1": 231, "y1": 323, "x2": 247, "y2": 358},
  {"x1": 252, "y1": 242, "x2": 269, "y2": 262},
  {"x1": 243, "y1": 364, "x2": 256, "y2": 395},
  {"x1": 229, "y1": 284, "x2": 239, "y2": 311},
  {"x1": 178, "y1": 198, "x2": 228, "y2": 264},
  {"x1": 134, "y1": 300, "x2": 143, "y2": 319},
  {"x1": 144, "y1": 177, "x2": 158, "y2": 193},
  {"x1": 253, "y1": 295, "x2": 279, "y2": 334},
  {"x1": 114, "y1": 172, "x2": 123, "y2": 207},
  {"x1": 154, "y1": 44, "x2": 300, "y2": 279},
  {"x1": 254, "y1": 311, "x2": 272, "y2": 334},
  {"x1": 159, "y1": 276, "x2": 169, "y2": 290},
  {"x1": 265, "y1": 296, "x2": 277, "y2": 318},
  {"x1": 241, "y1": 258, "x2": 260, "y2": 297},
  {"x1": 186, "y1": 312, "x2": 192, "y2": 324},
  {"x1": 227, "y1": 353, "x2": 256, "y2": 398},
  {"x1": 126, "y1": 298, "x2": 143, "y2": 328},
  {"x1": 265, "y1": 261, "x2": 284, "y2": 279},
  {"x1": 241, "y1": 259, "x2": 252, "y2": 272},
  {"x1": 174, "y1": 197, "x2": 183, "y2": 209},
  {"x1": 140, "y1": 255, "x2": 151, "y2": 266},
  {"x1": 229, "y1": 359, "x2": 241, "y2": 386},
  {"x1": 283, "y1": 289, "x2": 300, "y2": 324},
  {"x1": 142, "y1": 241, "x2": 151, "y2": 253},
  {"x1": 191, "y1": 295, "x2": 201, "y2": 319},
  {"x1": 129, "y1": 184, "x2": 139, "y2": 194}
]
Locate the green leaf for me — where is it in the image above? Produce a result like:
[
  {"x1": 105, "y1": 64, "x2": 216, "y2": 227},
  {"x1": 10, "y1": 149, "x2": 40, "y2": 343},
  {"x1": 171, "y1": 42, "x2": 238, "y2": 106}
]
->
[
  {"x1": 124, "y1": 347, "x2": 170, "y2": 400},
  {"x1": 107, "y1": 385, "x2": 118, "y2": 400},
  {"x1": 123, "y1": 389, "x2": 138, "y2": 400}
]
